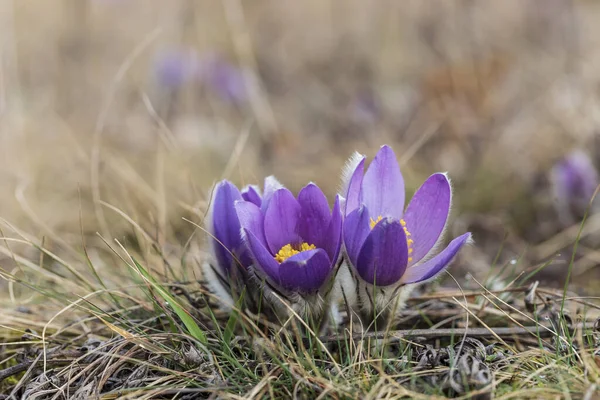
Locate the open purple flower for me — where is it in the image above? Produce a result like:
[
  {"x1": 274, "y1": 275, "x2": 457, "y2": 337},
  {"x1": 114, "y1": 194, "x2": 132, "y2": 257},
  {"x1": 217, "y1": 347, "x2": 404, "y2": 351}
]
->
[
  {"x1": 342, "y1": 145, "x2": 471, "y2": 287},
  {"x1": 235, "y1": 184, "x2": 342, "y2": 293},
  {"x1": 207, "y1": 176, "x2": 284, "y2": 276}
]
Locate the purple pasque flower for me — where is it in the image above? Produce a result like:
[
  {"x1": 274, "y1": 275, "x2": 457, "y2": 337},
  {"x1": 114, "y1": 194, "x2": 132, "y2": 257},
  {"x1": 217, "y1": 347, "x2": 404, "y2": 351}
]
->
[
  {"x1": 198, "y1": 53, "x2": 247, "y2": 104},
  {"x1": 152, "y1": 50, "x2": 246, "y2": 105},
  {"x1": 234, "y1": 184, "x2": 343, "y2": 293},
  {"x1": 207, "y1": 176, "x2": 283, "y2": 276},
  {"x1": 550, "y1": 150, "x2": 599, "y2": 220},
  {"x1": 153, "y1": 49, "x2": 201, "y2": 88},
  {"x1": 342, "y1": 145, "x2": 471, "y2": 287}
]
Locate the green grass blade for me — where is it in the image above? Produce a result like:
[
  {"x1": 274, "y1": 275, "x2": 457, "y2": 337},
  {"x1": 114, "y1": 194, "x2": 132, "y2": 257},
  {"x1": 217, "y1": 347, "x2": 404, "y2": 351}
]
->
[{"x1": 132, "y1": 257, "x2": 208, "y2": 345}]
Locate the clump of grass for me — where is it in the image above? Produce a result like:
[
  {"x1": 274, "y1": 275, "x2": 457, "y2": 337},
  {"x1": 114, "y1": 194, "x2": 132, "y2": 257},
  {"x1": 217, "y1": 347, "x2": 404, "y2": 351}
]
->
[{"x1": 1, "y1": 199, "x2": 599, "y2": 399}]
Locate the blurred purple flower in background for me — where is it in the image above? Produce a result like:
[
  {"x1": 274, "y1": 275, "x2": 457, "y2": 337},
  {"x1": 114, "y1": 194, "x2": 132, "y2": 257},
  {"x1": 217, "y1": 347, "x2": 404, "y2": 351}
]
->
[
  {"x1": 350, "y1": 90, "x2": 380, "y2": 126},
  {"x1": 199, "y1": 53, "x2": 247, "y2": 104},
  {"x1": 551, "y1": 150, "x2": 599, "y2": 224},
  {"x1": 153, "y1": 49, "x2": 247, "y2": 104},
  {"x1": 342, "y1": 145, "x2": 471, "y2": 287},
  {"x1": 153, "y1": 49, "x2": 201, "y2": 89},
  {"x1": 235, "y1": 184, "x2": 342, "y2": 293}
]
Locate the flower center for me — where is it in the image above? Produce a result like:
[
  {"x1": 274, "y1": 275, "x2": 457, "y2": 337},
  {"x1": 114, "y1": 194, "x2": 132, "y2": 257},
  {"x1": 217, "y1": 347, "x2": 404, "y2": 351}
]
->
[
  {"x1": 370, "y1": 216, "x2": 414, "y2": 262},
  {"x1": 274, "y1": 242, "x2": 316, "y2": 263}
]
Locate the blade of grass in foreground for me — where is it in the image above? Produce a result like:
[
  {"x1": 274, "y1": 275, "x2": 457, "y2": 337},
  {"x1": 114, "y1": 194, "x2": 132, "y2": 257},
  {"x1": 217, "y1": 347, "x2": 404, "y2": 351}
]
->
[
  {"x1": 223, "y1": 289, "x2": 245, "y2": 344},
  {"x1": 132, "y1": 258, "x2": 208, "y2": 345}
]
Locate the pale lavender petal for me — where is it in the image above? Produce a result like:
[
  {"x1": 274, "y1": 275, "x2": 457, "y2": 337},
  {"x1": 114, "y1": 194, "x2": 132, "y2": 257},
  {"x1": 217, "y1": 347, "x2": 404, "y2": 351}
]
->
[
  {"x1": 343, "y1": 206, "x2": 371, "y2": 267},
  {"x1": 264, "y1": 188, "x2": 302, "y2": 254},
  {"x1": 400, "y1": 233, "x2": 471, "y2": 284},
  {"x1": 344, "y1": 155, "x2": 365, "y2": 215},
  {"x1": 403, "y1": 173, "x2": 451, "y2": 263},
  {"x1": 298, "y1": 183, "x2": 331, "y2": 247},
  {"x1": 324, "y1": 195, "x2": 343, "y2": 261},
  {"x1": 235, "y1": 200, "x2": 266, "y2": 247},
  {"x1": 241, "y1": 185, "x2": 262, "y2": 207},
  {"x1": 279, "y1": 248, "x2": 332, "y2": 292},
  {"x1": 361, "y1": 145, "x2": 405, "y2": 219},
  {"x1": 356, "y1": 218, "x2": 409, "y2": 286},
  {"x1": 211, "y1": 180, "x2": 247, "y2": 272},
  {"x1": 243, "y1": 228, "x2": 280, "y2": 282}
]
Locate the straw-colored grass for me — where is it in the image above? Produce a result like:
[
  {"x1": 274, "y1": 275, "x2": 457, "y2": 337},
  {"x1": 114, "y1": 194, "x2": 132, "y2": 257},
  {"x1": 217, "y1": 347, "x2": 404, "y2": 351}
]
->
[{"x1": 2, "y1": 1, "x2": 600, "y2": 398}]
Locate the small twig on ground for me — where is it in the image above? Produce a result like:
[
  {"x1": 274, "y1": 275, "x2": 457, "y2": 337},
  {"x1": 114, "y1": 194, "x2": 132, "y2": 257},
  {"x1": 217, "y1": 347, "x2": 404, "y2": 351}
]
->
[
  {"x1": 314, "y1": 323, "x2": 588, "y2": 345},
  {"x1": 0, "y1": 350, "x2": 84, "y2": 382},
  {"x1": 408, "y1": 286, "x2": 531, "y2": 301}
]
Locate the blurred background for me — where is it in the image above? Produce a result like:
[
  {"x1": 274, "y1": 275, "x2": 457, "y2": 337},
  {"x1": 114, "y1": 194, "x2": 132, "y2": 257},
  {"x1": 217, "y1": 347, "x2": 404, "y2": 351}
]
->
[{"x1": 1, "y1": 0, "x2": 600, "y2": 299}]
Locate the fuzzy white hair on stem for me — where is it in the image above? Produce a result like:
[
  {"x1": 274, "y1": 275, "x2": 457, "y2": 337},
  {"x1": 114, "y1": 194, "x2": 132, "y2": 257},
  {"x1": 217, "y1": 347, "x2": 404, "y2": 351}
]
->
[
  {"x1": 200, "y1": 259, "x2": 235, "y2": 311},
  {"x1": 338, "y1": 151, "x2": 365, "y2": 197},
  {"x1": 263, "y1": 175, "x2": 283, "y2": 193}
]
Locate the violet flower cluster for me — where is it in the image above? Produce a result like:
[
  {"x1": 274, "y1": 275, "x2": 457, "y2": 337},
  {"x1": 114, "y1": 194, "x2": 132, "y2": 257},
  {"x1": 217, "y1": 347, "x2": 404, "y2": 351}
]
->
[{"x1": 203, "y1": 145, "x2": 472, "y2": 320}]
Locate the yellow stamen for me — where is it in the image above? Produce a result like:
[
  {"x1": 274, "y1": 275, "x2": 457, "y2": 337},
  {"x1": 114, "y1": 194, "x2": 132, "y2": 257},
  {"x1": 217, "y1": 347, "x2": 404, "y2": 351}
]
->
[
  {"x1": 369, "y1": 216, "x2": 383, "y2": 229},
  {"x1": 401, "y1": 218, "x2": 414, "y2": 262},
  {"x1": 274, "y1": 242, "x2": 316, "y2": 263}
]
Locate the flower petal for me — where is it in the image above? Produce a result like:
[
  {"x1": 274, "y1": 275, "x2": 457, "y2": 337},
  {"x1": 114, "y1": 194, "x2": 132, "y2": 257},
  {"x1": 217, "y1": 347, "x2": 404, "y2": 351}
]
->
[
  {"x1": 235, "y1": 200, "x2": 266, "y2": 247},
  {"x1": 356, "y1": 218, "x2": 409, "y2": 286},
  {"x1": 241, "y1": 184, "x2": 262, "y2": 207},
  {"x1": 210, "y1": 180, "x2": 247, "y2": 272},
  {"x1": 400, "y1": 232, "x2": 471, "y2": 284},
  {"x1": 343, "y1": 206, "x2": 371, "y2": 267},
  {"x1": 279, "y1": 248, "x2": 332, "y2": 292},
  {"x1": 261, "y1": 175, "x2": 284, "y2": 213},
  {"x1": 324, "y1": 195, "x2": 343, "y2": 261},
  {"x1": 264, "y1": 188, "x2": 302, "y2": 254},
  {"x1": 403, "y1": 173, "x2": 452, "y2": 263},
  {"x1": 342, "y1": 154, "x2": 366, "y2": 215},
  {"x1": 298, "y1": 183, "x2": 331, "y2": 247},
  {"x1": 361, "y1": 145, "x2": 405, "y2": 219},
  {"x1": 243, "y1": 228, "x2": 280, "y2": 282}
]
